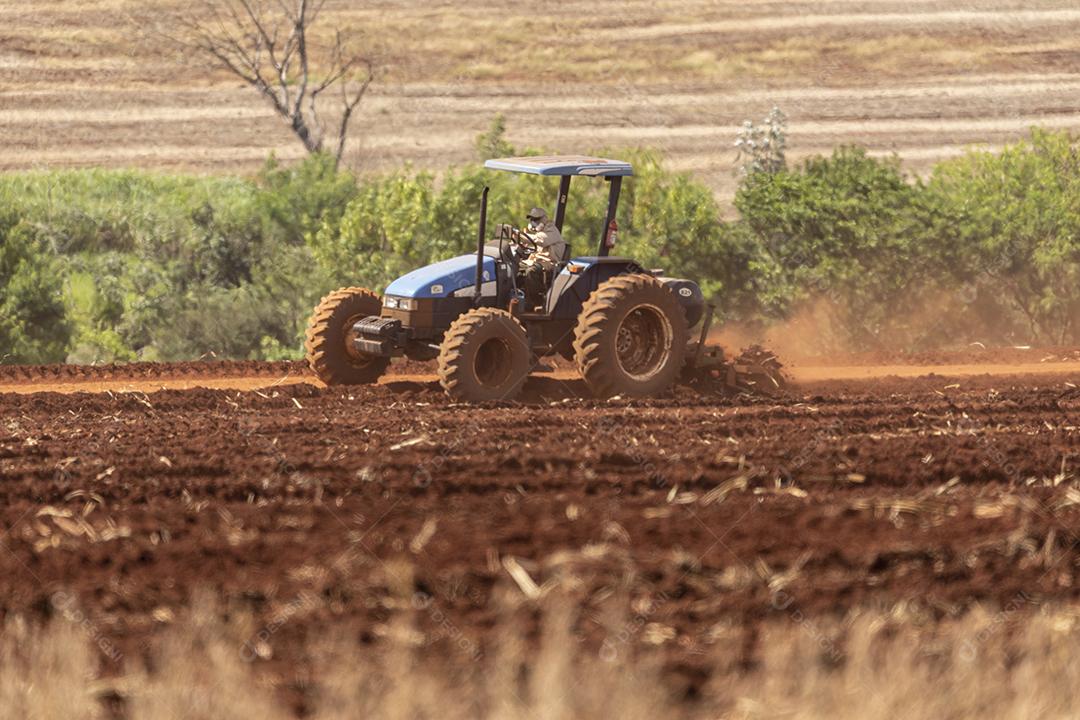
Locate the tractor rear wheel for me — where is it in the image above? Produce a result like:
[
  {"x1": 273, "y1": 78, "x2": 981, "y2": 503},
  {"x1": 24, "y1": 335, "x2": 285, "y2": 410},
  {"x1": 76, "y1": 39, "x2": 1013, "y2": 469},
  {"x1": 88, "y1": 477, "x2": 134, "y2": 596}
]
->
[
  {"x1": 438, "y1": 308, "x2": 531, "y2": 402},
  {"x1": 573, "y1": 274, "x2": 688, "y2": 398},
  {"x1": 305, "y1": 287, "x2": 390, "y2": 385}
]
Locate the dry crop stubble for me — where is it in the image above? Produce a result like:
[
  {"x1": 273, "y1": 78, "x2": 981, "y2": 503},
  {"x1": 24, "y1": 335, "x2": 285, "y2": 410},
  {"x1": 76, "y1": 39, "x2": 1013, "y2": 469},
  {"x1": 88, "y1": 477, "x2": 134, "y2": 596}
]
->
[
  {"x1": 5, "y1": 0, "x2": 1080, "y2": 199},
  {"x1": 6, "y1": 595, "x2": 1080, "y2": 718}
]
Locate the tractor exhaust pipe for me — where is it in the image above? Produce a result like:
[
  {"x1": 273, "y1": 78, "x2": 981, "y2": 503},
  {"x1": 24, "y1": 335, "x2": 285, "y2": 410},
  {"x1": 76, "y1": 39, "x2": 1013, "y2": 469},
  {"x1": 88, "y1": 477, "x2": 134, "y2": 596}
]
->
[{"x1": 474, "y1": 186, "x2": 489, "y2": 306}]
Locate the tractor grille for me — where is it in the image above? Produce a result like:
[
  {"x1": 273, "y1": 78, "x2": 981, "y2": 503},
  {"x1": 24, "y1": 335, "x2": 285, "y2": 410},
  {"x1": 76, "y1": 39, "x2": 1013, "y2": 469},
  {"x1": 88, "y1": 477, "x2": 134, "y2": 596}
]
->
[{"x1": 354, "y1": 316, "x2": 402, "y2": 338}]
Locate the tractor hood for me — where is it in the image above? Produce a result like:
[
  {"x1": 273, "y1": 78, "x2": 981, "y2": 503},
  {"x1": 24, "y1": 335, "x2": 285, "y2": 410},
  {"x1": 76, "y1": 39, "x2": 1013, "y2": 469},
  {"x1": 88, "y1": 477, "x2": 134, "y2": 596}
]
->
[{"x1": 384, "y1": 252, "x2": 497, "y2": 299}]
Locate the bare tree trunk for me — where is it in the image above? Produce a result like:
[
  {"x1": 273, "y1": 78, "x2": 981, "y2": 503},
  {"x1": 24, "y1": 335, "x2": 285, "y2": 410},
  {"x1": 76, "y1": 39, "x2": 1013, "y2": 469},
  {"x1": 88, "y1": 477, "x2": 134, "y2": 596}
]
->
[{"x1": 160, "y1": 0, "x2": 375, "y2": 169}]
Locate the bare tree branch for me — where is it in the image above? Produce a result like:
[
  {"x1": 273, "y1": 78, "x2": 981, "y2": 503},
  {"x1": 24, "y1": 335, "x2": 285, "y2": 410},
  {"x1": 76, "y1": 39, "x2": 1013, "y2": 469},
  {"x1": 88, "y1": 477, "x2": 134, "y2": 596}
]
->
[
  {"x1": 335, "y1": 58, "x2": 375, "y2": 166},
  {"x1": 155, "y1": 0, "x2": 375, "y2": 168}
]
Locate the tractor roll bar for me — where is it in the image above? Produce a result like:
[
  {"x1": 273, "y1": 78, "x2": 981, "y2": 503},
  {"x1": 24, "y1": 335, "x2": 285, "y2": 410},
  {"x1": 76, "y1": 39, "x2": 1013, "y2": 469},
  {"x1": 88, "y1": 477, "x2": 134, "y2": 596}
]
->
[
  {"x1": 474, "y1": 186, "x2": 489, "y2": 306},
  {"x1": 554, "y1": 175, "x2": 571, "y2": 232},
  {"x1": 597, "y1": 176, "x2": 622, "y2": 257}
]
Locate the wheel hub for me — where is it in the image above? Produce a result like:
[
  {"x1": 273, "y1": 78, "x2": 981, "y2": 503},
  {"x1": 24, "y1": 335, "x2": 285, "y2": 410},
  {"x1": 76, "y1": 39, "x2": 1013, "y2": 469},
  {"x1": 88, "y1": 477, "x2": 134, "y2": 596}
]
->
[
  {"x1": 473, "y1": 337, "x2": 513, "y2": 387},
  {"x1": 614, "y1": 304, "x2": 672, "y2": 381}
]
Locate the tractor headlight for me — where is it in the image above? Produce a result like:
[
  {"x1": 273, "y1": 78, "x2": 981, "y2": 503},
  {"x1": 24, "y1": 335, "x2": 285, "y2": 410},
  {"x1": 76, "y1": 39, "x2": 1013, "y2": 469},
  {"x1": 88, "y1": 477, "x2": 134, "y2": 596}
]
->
[{"x1": 383, "y1": 296, "x2": 417, "y2": 311}]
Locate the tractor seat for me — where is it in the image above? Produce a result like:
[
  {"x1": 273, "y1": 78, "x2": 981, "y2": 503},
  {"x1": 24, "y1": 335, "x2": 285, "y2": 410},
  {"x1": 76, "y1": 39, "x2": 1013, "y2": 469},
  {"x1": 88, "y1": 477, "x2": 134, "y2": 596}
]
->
[{"x1": 550, "y1": 243, "x2": 571, "y2": 280}]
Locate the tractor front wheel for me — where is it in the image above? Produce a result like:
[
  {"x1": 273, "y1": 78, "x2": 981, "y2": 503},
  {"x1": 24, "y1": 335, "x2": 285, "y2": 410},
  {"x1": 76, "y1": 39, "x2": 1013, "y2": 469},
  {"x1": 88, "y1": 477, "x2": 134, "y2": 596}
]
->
[
  {"x1": 305, "y1": 287, "x2": 390, "y2": 385},
  {"x1": 573, "y1": 274, "x2": 688, "y2": 398},
  {"x1": 438, "y1": 308, "x2": 531, "y2": 402}
]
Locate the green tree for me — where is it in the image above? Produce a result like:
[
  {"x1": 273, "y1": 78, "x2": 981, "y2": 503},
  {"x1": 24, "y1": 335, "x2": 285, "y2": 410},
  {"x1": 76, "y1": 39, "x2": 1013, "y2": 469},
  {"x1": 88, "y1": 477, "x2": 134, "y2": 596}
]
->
[
  {"x1": 256, "y1": 153, "x2": 360, "y2": 245},
  {"x1": 0, "y1": 213, "x2": 71, "y2": 363},
  {"x1": 735, "y1": 146, "x2": 936, "y2": 349},
  {"x1": 927, "y1": 129, "x2": 1080, "y2": 344}
]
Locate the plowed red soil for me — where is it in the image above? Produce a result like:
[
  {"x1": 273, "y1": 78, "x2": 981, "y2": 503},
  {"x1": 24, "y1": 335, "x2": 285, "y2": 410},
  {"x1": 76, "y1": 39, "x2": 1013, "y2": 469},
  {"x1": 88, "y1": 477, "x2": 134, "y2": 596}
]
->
[
  {"x1": 0, "y1": 359, "x2": 308, "y2": 384},
  {"x1": 0, "y1": 353, "x2": 1078, "y2": 713}
]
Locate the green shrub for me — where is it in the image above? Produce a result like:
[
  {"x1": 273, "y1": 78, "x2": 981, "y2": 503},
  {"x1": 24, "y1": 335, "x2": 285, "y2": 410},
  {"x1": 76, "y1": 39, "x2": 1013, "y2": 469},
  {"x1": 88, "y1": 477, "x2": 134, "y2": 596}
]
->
[
  {"x1": 926, "y1": 129, "x2": 1080, "y2": 345},
  {"x1": 0, "y1": 212, "x2": 71, "y2": 363},
  {"x1": 256, "y1": 152, "x2": 360, "y2": 246},
  {"x1": 2, "y1": 131, "x2": 1079, "y2": 365},
  {"x1": 735, "y1": 146, "x2": 941, "y2": 349},
  {"x1": 0, "y1": 159, "x2": 332, "y2": 363}
]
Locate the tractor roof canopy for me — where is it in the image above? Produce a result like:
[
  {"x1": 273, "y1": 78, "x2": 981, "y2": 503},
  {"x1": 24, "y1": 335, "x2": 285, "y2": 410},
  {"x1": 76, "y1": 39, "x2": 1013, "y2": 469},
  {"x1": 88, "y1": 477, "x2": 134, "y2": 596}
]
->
[{"x1": 484, "y1": 155, "x2": 633, "y2": 177}]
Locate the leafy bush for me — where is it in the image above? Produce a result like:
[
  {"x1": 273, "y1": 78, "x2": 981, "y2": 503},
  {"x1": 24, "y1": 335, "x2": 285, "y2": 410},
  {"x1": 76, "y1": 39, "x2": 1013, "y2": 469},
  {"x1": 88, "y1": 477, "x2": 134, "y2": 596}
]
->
[
  {"x1": 0, "y1": 162, "x2": 325, "y2": 363},
  {"x1": 255, "y1": 152, "x2": 360, "y2": 246},
  {"x1": 2, "y1": 130, "x2": 1079, "y2": 365},
  {"x1": 0, "y1": 212, "x2": 71, "y2": 363},
  {"x1": 926, "y1": 129, "x2": 1080, "y2": 345},
  {"x1": 474, "y1": 114, "x2": 516, "y2": 160},
  {"x1": 735, "y1": 146, "x2": 940, "y2": 349}
]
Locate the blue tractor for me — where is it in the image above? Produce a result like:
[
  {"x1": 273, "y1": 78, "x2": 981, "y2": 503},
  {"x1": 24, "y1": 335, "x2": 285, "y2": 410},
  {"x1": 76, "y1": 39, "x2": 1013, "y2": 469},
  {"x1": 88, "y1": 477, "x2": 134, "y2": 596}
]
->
[{"x1": 304, "y1": 155, "x2": 783, "y2": 402}]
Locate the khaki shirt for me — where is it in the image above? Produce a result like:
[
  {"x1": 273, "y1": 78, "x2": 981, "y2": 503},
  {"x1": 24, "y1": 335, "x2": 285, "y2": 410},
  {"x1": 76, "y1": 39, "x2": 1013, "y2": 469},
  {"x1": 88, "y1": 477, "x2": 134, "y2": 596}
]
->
[{"x1": 524, "y1": 222, "x2": 566, "y2": 270}]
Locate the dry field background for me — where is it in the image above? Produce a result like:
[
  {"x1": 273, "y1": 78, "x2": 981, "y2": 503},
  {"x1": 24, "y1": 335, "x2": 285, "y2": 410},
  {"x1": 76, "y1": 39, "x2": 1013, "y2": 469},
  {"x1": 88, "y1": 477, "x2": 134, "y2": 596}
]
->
[{"x1": 4, "y1": 0, "x2": 1080, "y2": 197}]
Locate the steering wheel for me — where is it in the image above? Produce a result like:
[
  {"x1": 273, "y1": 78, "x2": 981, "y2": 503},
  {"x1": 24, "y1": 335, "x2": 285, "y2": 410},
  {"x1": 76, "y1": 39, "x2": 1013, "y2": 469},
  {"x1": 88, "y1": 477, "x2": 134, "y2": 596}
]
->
[{"x1": 511, "y1": 228, "x2": 539, "y2": 253}]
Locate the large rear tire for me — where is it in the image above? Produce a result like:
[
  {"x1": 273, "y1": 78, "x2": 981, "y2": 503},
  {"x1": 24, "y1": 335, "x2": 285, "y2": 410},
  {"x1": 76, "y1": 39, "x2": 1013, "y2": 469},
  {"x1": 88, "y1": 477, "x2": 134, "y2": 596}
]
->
[
  {"x1": 305, "y1": 287, "x2": 390, "y2": 385},
  {"x1": 573, "y1": 274, "x2": 688, "y2": 398},
  {"x1": 437, "y1": 308, "x2": 531, "y2": 402}
]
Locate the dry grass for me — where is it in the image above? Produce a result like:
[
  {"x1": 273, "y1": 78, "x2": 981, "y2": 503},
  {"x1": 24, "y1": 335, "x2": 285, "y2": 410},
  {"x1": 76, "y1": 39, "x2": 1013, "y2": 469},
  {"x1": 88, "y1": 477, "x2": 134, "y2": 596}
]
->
[
  {"x1": 7, "y1": 590, "x2": 1080, "y2": 719},
  {"x1": 0, "y1": 3, "x2": 1056, "y2": 86},
  {"x1": 0, "y1": 0, "x2": 1076, "y2": 216},
  {"x1": 4, "y1": 0, "x2": 1080, "y2": 195}
]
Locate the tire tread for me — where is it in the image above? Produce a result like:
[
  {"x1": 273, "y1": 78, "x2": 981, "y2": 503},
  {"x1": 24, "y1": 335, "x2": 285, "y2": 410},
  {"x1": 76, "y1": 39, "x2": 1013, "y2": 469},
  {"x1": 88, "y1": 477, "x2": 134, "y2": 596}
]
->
[
  {"x1": 437, "y1": 308, "x2": 530, "y2": 402},
  {"x1": 305, "y1": 287, "x2": 389, "y2": 385},
  {"x1": 572, "y1": 274, "x2": 688, "y2": 398}
]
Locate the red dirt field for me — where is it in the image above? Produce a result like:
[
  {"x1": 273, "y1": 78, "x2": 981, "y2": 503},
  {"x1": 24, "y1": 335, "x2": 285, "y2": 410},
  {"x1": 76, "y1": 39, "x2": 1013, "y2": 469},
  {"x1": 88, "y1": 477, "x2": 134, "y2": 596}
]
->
[{"x1": 0, "y1": 353, "x2": 1078, "y2": 713}]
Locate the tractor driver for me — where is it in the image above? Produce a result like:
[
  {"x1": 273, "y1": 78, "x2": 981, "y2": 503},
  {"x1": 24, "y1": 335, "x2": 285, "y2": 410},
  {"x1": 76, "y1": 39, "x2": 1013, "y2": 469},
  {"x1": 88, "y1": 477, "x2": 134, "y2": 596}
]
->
[{"x1": 518, "y1": 207, "x2": 566, "y2": 311}]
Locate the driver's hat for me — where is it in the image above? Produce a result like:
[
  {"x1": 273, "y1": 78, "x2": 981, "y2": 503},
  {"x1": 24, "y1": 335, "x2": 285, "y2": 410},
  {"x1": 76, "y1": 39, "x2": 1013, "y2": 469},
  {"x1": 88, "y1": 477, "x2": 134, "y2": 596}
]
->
[{"x1": 526, "y1": 207, "x2": 548, "y2": 222}]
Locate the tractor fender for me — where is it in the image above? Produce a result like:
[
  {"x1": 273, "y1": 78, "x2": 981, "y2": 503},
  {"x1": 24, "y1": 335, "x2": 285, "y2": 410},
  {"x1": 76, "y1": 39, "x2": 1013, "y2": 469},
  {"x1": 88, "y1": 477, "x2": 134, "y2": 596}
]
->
[
  {"x1": 545, "y1": 257, "x2": 647, "y2": 320},
  {"x1": 546, "y1": 260, "x2": 706, "y2": 328}
]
